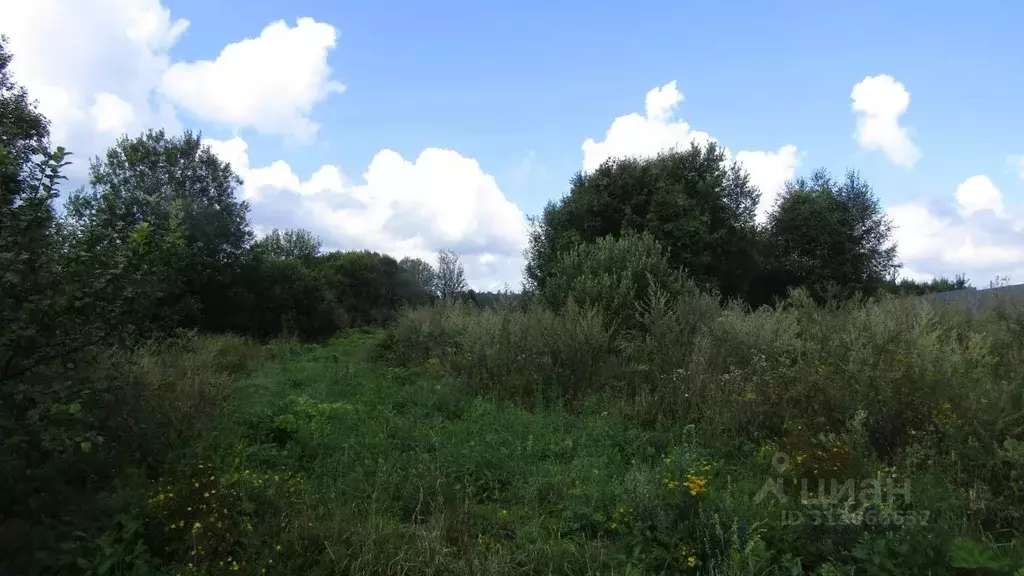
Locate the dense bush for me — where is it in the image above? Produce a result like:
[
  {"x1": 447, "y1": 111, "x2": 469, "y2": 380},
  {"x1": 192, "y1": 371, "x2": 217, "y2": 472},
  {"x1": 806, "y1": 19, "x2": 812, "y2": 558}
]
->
[
  {"x1": 0, "y1": 333, "x2": 264, "y2": 573},
  {"x1": 538, "y1": 231, "x2": 698, "y2": 332}
]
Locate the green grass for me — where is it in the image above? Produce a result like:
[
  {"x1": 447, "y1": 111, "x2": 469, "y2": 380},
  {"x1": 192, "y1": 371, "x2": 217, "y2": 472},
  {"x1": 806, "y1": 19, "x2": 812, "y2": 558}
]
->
[
  {"x1": 105, "y1": 295, "x2": 1024, "y2": 575},
  {"x1": 141, "y1": 330, "x2": 738, "y2": 574}
]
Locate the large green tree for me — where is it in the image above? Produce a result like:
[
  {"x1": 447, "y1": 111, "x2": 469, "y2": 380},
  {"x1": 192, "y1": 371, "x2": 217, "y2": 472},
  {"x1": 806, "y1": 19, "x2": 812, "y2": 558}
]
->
[
  {"x1": 757, "y1": 168, "x2": 899, "y2": 303},
  {"x1": 525, "y1": 142, "x2": 760, "y2": 301},
  {"x1": 65, "y1": 129, "x2": 252, "y2": 331},
  {"x1": 399, "y1": 256, "x2": 438, "y2": 296}
]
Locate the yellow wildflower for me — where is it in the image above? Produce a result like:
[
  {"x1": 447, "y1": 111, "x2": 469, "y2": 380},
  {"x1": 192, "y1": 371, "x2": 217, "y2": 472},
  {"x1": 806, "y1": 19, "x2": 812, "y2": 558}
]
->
[
  {"x1": 684, "y1": 475, "x2": 708, "y2": 496},
  {"x1": 687, "y1": 555, "x2": 697, "y2": 567}
]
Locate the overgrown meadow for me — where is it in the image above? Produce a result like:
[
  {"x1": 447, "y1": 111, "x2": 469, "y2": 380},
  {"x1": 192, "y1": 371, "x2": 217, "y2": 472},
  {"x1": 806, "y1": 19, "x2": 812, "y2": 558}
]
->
[
  {"x1": 4, "y1": 34, "x2": 1024, "y2": 575},
  {"x1": 10, "y1": 284, "x2": 1024, "y2": 575}
]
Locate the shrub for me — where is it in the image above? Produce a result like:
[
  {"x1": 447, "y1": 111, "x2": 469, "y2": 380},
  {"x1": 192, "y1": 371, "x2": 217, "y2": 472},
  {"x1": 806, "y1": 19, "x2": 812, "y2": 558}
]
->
[{"x1": 539, "y1": 231, "x2": 696, "y2": 333}]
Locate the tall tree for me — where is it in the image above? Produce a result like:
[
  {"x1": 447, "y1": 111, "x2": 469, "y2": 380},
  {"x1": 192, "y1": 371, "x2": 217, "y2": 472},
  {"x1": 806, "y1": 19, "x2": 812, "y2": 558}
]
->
[
  {"x1": 0, "y1": 35, "x2": 67, "y2": 382},
  {"x1": 436, "y1": 249, "x2": 468, "y2": 299},
  {"x1": 759, "y1": 168, "x2": 899, "y2": 303},
  {"x1": 399, "y1": 256, "x2": 438, "y2": 296},
  {"x1": 525, "y1": 142, "x2": 760, "y2": 301},
  {"x1": 65, "y1": 130, "x2": 252, "y2": 330}
]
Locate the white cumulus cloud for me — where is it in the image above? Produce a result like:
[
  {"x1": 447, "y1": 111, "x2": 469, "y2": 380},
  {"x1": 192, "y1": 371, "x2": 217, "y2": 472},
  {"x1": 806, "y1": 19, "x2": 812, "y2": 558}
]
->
[
  {"x1": 160, "y1": 18, "x2": 344, "y2": 142},
  {"x1": 205, "y1": 137, "x2": 529, "y2": 290},
  {"x1": 581, "y1": 81, "x2": 714, "y2": 173},
  {"x1": 0, "y1": 0, "x2": 188, "y2": 174},
  {"x1": 955, "y1": 175, "x2": 1005, "y2": 217},
  {"x1": 90, "y1": 92, "x2": 136, "y2": 134},
  {"x1": 581, "y1": 81, "x2": 799, "y2": 221},
  {"x1": 887, "y1": 174, "x2": 1024, "y2": 283},
  {"x1": 851, "y1": 74, "x2": 921, "y2": 167}
]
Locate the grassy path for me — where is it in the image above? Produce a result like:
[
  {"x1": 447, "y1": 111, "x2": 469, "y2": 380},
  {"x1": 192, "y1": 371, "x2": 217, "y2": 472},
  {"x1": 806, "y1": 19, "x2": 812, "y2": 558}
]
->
[{"x1": 147, "y1": 330, "x2": 730, "y2": 575}]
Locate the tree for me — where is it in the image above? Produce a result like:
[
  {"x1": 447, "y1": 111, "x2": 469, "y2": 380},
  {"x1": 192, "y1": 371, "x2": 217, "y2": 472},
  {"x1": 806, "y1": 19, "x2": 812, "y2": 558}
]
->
[
  {"x1": 0, "y1": 35, "x2": 81, "y2": 383},
  {"x1": 758, "y1": 169, "x2": 899, "y2": 303},
  {"x1": 525, "y1": 142, "x2": 760, "y2": 301},
  {"x1": 0, "y1": 37, "x2": 49, "y2": 172},
  {"x1": 399, "y1": 257, "x2": 438, "y2": 296},
  {"x1": 65, "y1": 129, "x2": 252, "y2": 331},
  {"x1": 254, "y1": 227, "x2": 322, "y2": 259},
  {"x1": 0, "y1": 40, "x2": 163, "y2": 562},
  {"x1": 436, "y1": 249, "x2": 468, "y2": 299}
]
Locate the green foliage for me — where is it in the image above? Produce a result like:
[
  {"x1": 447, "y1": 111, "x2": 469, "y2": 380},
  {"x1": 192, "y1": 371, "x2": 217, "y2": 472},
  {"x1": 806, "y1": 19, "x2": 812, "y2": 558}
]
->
[
  {"x1": 400, "y1": 256, "x2": 438, "y2": 296},
  {"x1": 538, "y1": 231, "x2": 698, "y2": 332},
  {"x1": 757, "y1": 169, "x2": 899, "y2": 304},
  {"x1": 0, "y1": 36, "x2": 49, "y2": 169},
  {"x1": 65, "y1": 129, "x2": 252, "y2": 332},
  {"x1": 319, "y1": 249, "x2": 430, "y2": 326},
  {"x1": 210, "y1": 248, "x2": 431, "y2": 342},
  {"x1": 253, "y1": 227, "x2": 322, "y2": 259},
  {"x1": 526, "y1": 142, "x2": 760, "y2": 300},
  {"x1": 215, "y1": 253, "x2": 343, "y2": 341},
  {"x1": 436, "y1": 248, "x2": 468, "y2": 299},
  {"x1": 372, "y1": 284, "x2": 1024, "y2": 573}
]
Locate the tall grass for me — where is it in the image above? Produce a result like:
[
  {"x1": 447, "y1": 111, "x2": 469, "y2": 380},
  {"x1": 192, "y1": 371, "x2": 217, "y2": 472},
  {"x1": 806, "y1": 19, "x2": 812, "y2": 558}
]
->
[
  {"x1": 12, "y1": 291, "x2": 1024, "y2": 574},
  {"x1": 380, "y1": 288, "x2": 1024, "y2": 561}
]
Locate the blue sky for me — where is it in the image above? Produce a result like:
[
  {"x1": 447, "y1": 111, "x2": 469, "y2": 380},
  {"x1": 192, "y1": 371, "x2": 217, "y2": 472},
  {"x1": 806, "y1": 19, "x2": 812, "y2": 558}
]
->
[{"x1": 2, "y1": 0, "x2": 1022, "y2": 288}]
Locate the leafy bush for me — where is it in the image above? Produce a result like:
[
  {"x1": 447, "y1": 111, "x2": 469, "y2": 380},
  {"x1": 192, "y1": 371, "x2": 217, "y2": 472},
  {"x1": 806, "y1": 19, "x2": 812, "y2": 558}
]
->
[
  {"x1": 539, "y1": 231, "x2": 696, "y2": 333},
  {"x1": 0, "y1": 334, "x2": 263, "y2": 575}
]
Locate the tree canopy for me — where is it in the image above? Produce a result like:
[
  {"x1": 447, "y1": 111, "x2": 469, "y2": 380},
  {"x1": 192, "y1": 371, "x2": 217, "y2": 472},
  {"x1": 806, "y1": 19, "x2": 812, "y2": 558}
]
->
[
  {"x1": 755, "y1": 169, "x2": 899, "y2": 304},
  {"x1": 526, "y1": 142, "x2": 760, "y2": 301}
]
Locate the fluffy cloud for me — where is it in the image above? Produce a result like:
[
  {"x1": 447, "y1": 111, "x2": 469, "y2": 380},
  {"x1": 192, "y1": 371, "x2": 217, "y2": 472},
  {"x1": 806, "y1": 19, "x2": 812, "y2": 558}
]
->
[
  {"x1": 161, "y1": 18, "x2": 344, "y2": 141},
  {"x1": 0, "y1": 0, "x2": 343, "y2": 183},
  {"x1": 955, "y1": 175, "x2": 1005, "y2": 217},
  {"x1": 205, "y1": 137, "x2": 529, "y2": 290},
  {"x1": 0, "y1": 0, "x2": 187, "y2": 174},
  {"x1": 581, "y1": 81, "x2": 713, "y2": 173},
  {"x1": 581, "y1": 81, "x2": 799, "y2": 220},
  {"x1": 851, "y1": 75, "x2": 921, "y2": 167},
  {"x1": 90, "y1": 93, "x2": 137, "y2": 134},
  {"x1": 888, "y1": 175, "x2": 1024, "y2": 283}
]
